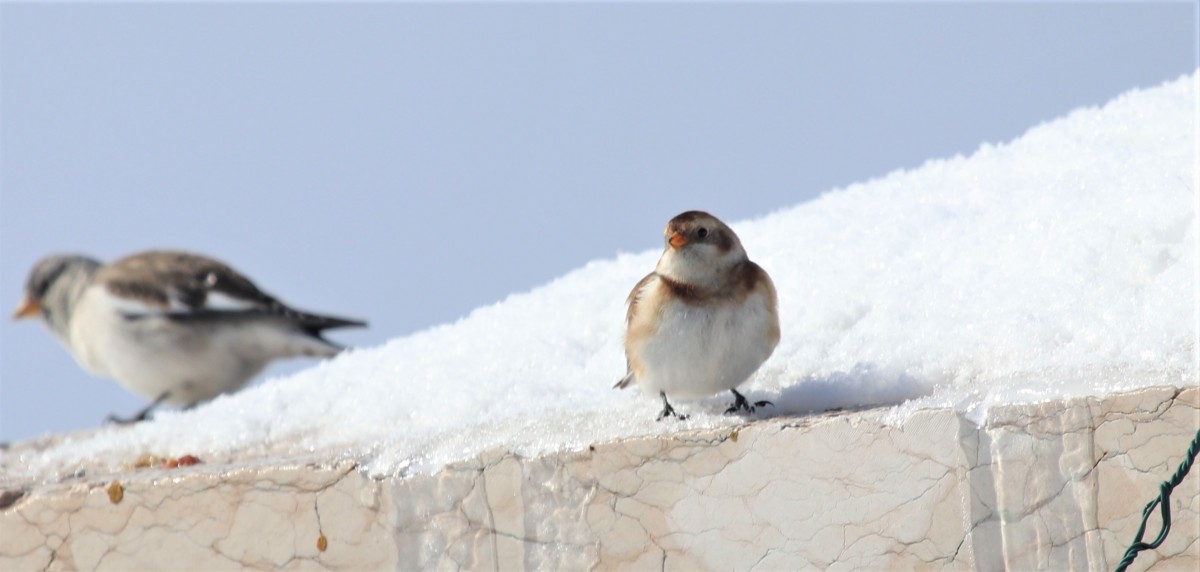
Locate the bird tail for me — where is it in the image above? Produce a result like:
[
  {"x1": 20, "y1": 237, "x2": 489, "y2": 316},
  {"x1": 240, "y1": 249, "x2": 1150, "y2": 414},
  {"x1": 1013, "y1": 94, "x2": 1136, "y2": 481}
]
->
[
  {"x1": 296, "y1": 312, "x2": 367, "y2": 333},
  {"x1": 613, "y1": 371, "x2": 634, "y2": 390},
  {"x1": 277, "y1": 309, "x2": 366, "y2": 354},
  {"x1": 274, "y1": 306, "x2": 366, "y2": 336}
]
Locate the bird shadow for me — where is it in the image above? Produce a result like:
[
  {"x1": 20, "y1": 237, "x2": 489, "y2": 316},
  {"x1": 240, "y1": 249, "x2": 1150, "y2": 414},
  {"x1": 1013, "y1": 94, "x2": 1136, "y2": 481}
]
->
[{"x1": 727, "y1": 363, "x2": 936, "y2": 421}]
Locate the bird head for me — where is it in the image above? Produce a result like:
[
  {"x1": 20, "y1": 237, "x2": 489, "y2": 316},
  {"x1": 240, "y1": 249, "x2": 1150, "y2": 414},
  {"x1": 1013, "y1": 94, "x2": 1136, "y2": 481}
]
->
[
  {"x1": 655, "y1": 211, "x2": 747, "y2": 287},
  {"x1": 13, "y1": 255, "x2": 101, "y2": 338}
]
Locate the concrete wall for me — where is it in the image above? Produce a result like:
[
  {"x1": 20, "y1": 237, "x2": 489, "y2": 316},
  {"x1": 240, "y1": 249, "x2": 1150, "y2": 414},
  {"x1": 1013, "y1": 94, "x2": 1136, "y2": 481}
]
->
[{"x1": 2, "y1": 386, "x2": 1196, "y2": 570}]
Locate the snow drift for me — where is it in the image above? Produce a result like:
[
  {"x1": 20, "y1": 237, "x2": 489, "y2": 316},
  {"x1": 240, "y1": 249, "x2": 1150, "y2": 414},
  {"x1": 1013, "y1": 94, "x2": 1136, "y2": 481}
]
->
[{"x1": 10, "y1": 72, "x2": 1197, "y2": 480}]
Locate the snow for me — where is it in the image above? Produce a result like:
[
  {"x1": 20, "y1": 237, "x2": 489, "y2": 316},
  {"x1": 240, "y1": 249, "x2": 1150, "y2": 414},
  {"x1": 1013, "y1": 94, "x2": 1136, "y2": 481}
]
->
[{"x1": 12, "y1": 72, "x2": 1198, "y2": 480}]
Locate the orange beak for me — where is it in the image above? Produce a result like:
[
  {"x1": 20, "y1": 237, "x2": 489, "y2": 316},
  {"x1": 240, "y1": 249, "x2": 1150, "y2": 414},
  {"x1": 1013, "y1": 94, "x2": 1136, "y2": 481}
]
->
[
  {"x1": 668, "y1": 232, "x2": 688, "y2": 249},
  {"x1": 12, "y1": 298, "x2": 41, "y2": 320}
]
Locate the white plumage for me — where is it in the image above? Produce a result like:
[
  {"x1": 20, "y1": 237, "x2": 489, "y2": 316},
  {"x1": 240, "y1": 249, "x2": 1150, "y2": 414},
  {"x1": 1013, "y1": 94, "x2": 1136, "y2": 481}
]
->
[
  {"x1": 68, "y1": 287, "x2": 339, "y2": 407},
  {"x1": 617, "y1": 211, "x2": 780, "y2": 420},
  {"x1": 14, "y1": 250, "x2": 365, "y2": 422},
  {"x1": 626, "y1": 274, "x2": 777, "y2": 399}
]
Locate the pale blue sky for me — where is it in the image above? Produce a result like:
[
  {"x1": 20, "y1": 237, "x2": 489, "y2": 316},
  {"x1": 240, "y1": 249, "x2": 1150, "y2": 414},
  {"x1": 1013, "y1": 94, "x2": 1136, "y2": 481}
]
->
[{"x1": 1, "y1": 2, "x2": 1194, "y2": 443}]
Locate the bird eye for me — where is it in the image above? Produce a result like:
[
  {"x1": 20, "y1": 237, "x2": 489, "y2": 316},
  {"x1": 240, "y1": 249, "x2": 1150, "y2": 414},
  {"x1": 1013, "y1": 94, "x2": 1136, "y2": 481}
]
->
[{"x1": 697, "y1": 227, "x2": 709, "y2": 239}]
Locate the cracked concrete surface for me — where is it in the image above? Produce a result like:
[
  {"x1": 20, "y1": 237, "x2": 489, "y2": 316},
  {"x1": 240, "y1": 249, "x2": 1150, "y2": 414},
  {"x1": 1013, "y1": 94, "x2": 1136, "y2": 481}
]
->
[{"x1": 2, "y1": 386, "x2": 1196, "y2": 570}]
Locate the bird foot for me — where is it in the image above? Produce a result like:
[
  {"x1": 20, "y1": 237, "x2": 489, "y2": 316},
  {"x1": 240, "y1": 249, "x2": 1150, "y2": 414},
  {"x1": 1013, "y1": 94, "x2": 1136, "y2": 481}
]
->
[
  {"x1": 657, "y1": 403, "x2": 689, "y2": 422},
  {"x1": 725, "y1": 389, "x2": 773, "y2": 415},
  {"x1": 656, "y1": 392, "x2": 689, "y2": 421},
  {"x1": 105, "y1": 391, "x2": 170, "y2": 425},
  {"x1": 105, "y1": 410, "x2": 153, "y2": 425}
]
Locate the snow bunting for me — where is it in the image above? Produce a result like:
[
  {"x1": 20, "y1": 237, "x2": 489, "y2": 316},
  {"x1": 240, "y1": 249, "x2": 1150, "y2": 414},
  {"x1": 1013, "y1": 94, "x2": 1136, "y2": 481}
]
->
[
  {"x1": 615, "y1": 211, "x2": 780, "y2": 420},
  {"x1": 13, "y1": 250, "x2": 366, "y2": 422}
]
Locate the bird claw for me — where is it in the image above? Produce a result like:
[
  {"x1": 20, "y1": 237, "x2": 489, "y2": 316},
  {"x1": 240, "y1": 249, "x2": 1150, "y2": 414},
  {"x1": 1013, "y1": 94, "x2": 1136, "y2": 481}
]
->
[
  {"x1": 105, "y1": 411, "x2": 151, "y2": 425},
  {"x1": 105, "y1": 391, "x2": 170, "y2": 425},
  {"x1": 657, "y1": 404, "x2": 689, "y2": 422},
  {"x1": 726, "y1": 390, "x2": 773, "y2": 415},
  {"x1": 656, "y1": 392, "x2": 688, "y2": 421}
]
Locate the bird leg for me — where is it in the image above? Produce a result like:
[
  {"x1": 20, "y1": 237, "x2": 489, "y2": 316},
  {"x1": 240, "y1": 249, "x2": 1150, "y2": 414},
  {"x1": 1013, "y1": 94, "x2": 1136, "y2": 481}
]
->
[
  {"x1": 106, "y1": 391, "x2": 171, "y2": 425},
  {"x1": 657, "y1": 392, "x2": 688, "y2": 421},
  {"x1": 725, "y1": 388, "x2": 773, "y2": 415}
]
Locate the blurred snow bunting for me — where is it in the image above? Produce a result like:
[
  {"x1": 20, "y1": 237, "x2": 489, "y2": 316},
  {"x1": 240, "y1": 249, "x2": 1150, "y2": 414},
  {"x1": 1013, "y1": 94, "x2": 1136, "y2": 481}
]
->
[
  {"x1": 13, "y1": 250, "x2": 366, "y2": 423},
  {"x1": 615, "y1": 211, "x2": 780, "y2": 420}
]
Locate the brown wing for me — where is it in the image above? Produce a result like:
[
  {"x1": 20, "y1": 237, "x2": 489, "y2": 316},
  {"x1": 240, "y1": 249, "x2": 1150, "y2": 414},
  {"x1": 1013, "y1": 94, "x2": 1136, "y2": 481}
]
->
[
  {"x1": 614, "y1": 272, "x2": 658, "y2": 389},
  {"x1": 98, "y1": 250, "x2": 276, "y2": 312},
  {"x1": 736, "y1": 260, "x2": 780, "y2": 346},
  {"x1": 97, "y1": 250, "x2": 365, "y2": 332},
  {"x1": 625, "y1": 271, "x2": 658, "y2": 327}
]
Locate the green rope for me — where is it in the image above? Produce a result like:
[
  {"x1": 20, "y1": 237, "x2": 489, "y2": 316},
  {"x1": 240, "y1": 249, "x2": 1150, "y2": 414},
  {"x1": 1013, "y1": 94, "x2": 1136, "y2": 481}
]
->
[{"x1": 1114, "y1": 428, "x2": 1200, "y2": 572}]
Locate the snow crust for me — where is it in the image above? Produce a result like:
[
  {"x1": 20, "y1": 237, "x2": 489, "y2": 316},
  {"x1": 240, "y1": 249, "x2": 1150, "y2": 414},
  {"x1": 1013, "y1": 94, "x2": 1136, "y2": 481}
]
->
[{"x1": 13, "y1": 73, "x2": 1198, "y2": 479}]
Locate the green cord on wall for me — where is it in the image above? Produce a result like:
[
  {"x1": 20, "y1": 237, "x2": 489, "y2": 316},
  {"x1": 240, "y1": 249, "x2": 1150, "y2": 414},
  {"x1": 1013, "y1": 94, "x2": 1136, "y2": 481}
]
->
[{"x1": 1114, "y1": 428, "x2": 1200, "y2": 572}]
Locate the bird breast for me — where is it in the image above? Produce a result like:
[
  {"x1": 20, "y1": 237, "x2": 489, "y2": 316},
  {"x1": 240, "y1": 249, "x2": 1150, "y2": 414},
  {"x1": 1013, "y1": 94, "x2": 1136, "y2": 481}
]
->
[{"x1": 626, "y1": 277, "x2": 778, "y2": 400}]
